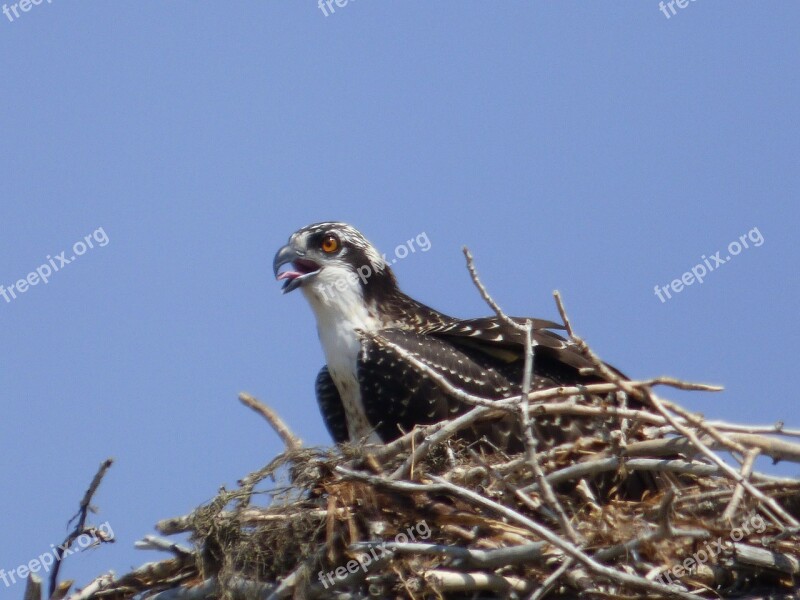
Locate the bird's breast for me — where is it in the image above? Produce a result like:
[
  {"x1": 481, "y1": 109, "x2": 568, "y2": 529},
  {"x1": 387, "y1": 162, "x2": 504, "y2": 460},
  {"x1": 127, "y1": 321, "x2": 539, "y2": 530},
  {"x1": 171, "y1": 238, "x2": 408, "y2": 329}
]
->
[{"x1": 315, "y1": 310, "x2": 383, "y2": 443}]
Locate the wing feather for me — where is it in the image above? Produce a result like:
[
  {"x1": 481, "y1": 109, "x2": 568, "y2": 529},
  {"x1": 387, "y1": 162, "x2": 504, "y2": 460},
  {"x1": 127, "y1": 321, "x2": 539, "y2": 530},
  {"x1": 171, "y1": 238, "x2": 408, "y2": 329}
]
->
[
  {"x1": 419, "y1": 315, "x2": 623, "y2": 378},
  {"x1": 315, "y1": 366, "x2": 350, "y2": 444},
  {"x1": 357, "y1": 329, "x2": 517, "y2": 442}
]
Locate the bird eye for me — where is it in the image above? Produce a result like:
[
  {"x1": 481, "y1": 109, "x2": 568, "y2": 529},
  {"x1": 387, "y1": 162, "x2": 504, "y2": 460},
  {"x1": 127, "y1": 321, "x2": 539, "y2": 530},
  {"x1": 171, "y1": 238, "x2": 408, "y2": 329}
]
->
[{"x1": 320, "y1": 234, "x2": 340, "y2": 254}]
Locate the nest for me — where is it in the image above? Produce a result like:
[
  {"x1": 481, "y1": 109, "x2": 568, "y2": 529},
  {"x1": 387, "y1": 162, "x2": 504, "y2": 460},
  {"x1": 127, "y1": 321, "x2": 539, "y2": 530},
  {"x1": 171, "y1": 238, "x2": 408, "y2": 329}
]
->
[
  {"x1": 29, "y1": 259, "x2": 800, "y2": 600},
  {"x1": 54, "y1": 373, "x2": 800, "y2": 599}
]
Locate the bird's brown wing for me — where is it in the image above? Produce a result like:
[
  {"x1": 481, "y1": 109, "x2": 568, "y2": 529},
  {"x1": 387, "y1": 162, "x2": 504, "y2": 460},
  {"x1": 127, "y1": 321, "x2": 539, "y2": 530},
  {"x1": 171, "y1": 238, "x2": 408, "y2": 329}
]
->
[
  {"x1": 421, "y1": 316, "x2": 609, "y2": 381},
  {"x1": 357, "y1": 328, "x2": 520, "y2": 447}
]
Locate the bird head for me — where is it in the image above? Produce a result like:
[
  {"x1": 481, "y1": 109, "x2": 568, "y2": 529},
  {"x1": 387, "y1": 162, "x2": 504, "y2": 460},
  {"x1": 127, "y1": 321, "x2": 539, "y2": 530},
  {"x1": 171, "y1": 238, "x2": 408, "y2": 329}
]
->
[{"x1": 273, "y1": 222, "x2": 398, "y2": 308}]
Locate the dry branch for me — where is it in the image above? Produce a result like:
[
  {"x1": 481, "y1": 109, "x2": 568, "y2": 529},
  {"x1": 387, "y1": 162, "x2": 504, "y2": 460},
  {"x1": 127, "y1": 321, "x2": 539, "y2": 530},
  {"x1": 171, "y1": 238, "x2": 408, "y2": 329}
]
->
[
  {"x1": 239, "y1": 392, "x2": 302, "y2": 451},
  {"x1": 49, "y1": 458, "x2": 115, "y2": 598}
]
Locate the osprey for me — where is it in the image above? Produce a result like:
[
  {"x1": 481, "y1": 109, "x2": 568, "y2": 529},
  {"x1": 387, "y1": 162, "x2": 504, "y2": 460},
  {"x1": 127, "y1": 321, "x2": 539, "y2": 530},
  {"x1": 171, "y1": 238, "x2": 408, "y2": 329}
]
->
[{"x1": 273, "y1": 222, "x2": 614, "y2": 450}]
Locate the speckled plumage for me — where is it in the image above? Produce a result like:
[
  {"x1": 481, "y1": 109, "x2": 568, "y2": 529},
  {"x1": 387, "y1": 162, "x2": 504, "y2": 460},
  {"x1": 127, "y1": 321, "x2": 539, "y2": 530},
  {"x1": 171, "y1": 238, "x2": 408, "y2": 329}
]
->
[{"x1": 274, "y1": 222, "x2": 616, "y2": 450}]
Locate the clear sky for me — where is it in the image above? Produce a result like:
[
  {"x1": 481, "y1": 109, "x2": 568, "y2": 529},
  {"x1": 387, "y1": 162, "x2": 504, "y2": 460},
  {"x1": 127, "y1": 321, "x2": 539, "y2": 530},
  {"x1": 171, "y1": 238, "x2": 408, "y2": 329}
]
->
[{"x1": 1, "y1": 1, "x2": 798, "y2": 594}]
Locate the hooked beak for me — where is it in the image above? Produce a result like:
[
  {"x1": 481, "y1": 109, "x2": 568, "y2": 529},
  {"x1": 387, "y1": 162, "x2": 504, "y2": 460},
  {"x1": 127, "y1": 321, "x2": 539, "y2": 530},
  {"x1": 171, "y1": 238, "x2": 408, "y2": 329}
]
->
[{"x1": 273, "y1": 244, "x2": 321, "y2": 294}]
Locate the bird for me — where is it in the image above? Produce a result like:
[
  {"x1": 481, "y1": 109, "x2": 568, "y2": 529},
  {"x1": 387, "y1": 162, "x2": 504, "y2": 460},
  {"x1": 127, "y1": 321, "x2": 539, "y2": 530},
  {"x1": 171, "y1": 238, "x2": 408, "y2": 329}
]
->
[{"x1": 272, "y1": 222, "x2": 631, "y2": 454}]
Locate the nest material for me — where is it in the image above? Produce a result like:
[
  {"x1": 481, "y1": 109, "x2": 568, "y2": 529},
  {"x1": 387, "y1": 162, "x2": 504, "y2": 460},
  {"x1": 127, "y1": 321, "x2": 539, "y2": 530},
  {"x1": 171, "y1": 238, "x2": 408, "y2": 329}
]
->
[
  {"x1": 37, "y1": 271, "x2": 800, "y2": 600},
  {"x1": 55, "y1": 378, "x2": 800, "y2": 600}
]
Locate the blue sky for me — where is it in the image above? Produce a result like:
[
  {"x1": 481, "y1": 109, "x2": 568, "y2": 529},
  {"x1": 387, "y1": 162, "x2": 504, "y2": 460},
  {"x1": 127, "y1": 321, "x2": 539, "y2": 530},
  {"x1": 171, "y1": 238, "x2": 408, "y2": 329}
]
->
[{"x1": 1, "y1": 1, "x2": 798, "y2": 594}]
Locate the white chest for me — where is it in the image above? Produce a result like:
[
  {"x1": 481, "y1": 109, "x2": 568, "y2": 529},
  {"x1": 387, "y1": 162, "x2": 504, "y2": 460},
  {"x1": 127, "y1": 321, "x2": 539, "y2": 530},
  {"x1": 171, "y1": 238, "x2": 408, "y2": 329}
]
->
[{"x1": 302, "y1": 274, "x2": 384, "y2": 443}]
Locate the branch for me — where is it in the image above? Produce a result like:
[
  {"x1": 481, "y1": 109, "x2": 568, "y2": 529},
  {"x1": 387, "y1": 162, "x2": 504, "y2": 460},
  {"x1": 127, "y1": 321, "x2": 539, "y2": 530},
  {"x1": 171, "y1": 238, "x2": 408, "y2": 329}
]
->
[
  {"x1": 350, "y1": 540, "x2": 546, "y2": 570},
  {"x1": 134, "y1": 535, "x2": 194, "y2": 558},
  {"x1": 337, "y1": 466, "x2": 699, "y2": 600},
  {"x1": 239, "y1": 392, "x2": 302, "y2": 451},
  {"x1": 24, "y1": 574, "x2": 42, "y2": 600},
  {"x1": 526, "y1": 457, "x2": 724, "y2": 491},
  {"x1": 49, "y1": 458, "x2": 115, "y2": 598},
  {"x1": 552, "y1": 290, "x2": 575, "y2": 337},
  {"x1": 462, "y1": 247, "x2": 527, "y2": 332},
  {"x1": 425, "y1": 569, "x2": 532, "y2": 595},
  {"x1": 647, "y1": 393, "x2": 800, "y2": 528},
  {"x1": 462, "y1": 251, "x2": 579, "y2": 544},
  {"x1": 721, "y1": 447, "x2": 760, "y2": 522}
]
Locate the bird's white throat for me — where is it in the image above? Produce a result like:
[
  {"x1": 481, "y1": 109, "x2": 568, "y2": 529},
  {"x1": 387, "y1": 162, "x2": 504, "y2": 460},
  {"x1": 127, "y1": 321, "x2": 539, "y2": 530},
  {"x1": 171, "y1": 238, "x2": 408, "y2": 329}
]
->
[{"x1": 302, "y1": 266, "x2": 384, "y2": 443}]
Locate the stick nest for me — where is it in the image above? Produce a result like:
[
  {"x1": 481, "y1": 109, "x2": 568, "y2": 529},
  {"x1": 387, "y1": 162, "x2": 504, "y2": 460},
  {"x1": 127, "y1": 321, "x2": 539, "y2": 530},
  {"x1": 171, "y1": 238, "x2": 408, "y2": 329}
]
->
[
  {"x1": 50, "y1": 258, "x2": 800, "y2": 600},
  {"x1": 68, "y1": 380, "x2": 800, "y2": 600}
]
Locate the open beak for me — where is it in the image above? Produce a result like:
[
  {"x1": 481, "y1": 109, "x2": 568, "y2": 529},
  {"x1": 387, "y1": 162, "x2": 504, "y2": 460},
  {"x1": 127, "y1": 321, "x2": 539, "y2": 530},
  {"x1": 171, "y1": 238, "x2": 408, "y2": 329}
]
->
[{"x1": 273, "y1": 244, "x2": 321, "y2": 294}]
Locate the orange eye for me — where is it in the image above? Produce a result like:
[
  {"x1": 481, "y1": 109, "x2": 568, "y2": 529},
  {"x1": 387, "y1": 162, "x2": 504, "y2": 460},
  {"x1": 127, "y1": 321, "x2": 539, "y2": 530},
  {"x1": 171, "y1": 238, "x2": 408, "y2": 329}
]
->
[{"x1": 320, "y1": 234, "x2": 340, "y2": 254}]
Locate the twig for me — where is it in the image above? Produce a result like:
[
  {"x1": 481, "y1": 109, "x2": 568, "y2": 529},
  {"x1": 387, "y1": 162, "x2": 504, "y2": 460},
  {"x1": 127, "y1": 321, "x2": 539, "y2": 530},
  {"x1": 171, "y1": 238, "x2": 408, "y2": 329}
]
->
[
  {"x1": 623, "y1": 436, "x2": 800, "y2": 469},
  {"x1": 62, "y1": 574, "x2": 116, "y2": 600},
  {"x1": 702, "y1": 420, "x2": 800, "y2": 438},
  {"x1": 552, "y1": 290, "x2": 574, "y2": 337},
  {"x1": 474, "y1": 449, "x2": 581, "y2": 545},
  {"x1": 157, "y1": 507, "x2": 335, "y2": 536},
  {"x1": 462, "y1": 247, "x2": 527, "y2": 333},
  {"x1": 675, "y1": 481, "x2": 800, "y2": 507},
  {"x1": 146, "y1": 579, "x2": 219, "y2": 600},
  {"x1": 264, "y1": 562, "x2": 308, "y2": 599},
  {"x1": 134, "y1": 535, "x2": 193, "y2": 557},
  {"x1": 24, "y1": 574, "x2": 42, "y2": 600},
  {"x1": 461, "y1": 253, "x2": 579, "y2": 545},
  {"x1": 149, "y1": 577, "x2": 278, "y2": 600},
  {"x1": 526, "y1": 558, "x2": 573, "y2": 600},
  {"x1": 385, "y1": 377, "x2": 725, "y2": 479},
  {"x1": 726, "y1": 432, "x2": 800, "y2": 464},
  {"x1": 517, "y1": 321, "x2": 578, "y2": 542},
  {"x1": 239, "y1": 392, "x2": 302, "y2": 451},
  {"x1": 731, "y1": 543, "x2": 800, "y2": 575},
  {"x1": 646, "y1": 393, "x2": 800, "y2": 528},
  {"x1": 50, "y1": 581, "x2": 74, "y2": 600},
  {"x1": 425, "y1": 474, "x2": 698, "y2": 600},
  {"x1": 350, "y1": 540, "x2": 547, "y2": 570},
  {"x1": 391, "y1": 387, "x2": 765, "y2": 473},
  {"x1": 391, "y1": 403, "x2": 495, "y2": 479},
  {"x1": 661, "y1": 399, "x2": 747, "y2": 456},
  {"x1": 337, "y1": 466, "x2": 698, "y2": 599},
  {"x1": 425, "y1": 569, "x2": 532, "y2": 595},
  {"x1": 468, "y1": 449, "x2": 572, "y2": 540},
  {"x1": 50, "y1": 458, "x2": 115, "y2": 598},
  {"x1": 522, "y1": 457, "x2": 725, "y2": 492},
  {"x1": 543, "y1": 301, "x2": 800, "y2": 526},
  {"x1": 593, "y1": 492, "x2": 707, "y2": 563},
  {"x1": 722, "y1": 447, "x2": 760, "y2": 522},
  {"x1": 76, "y1": 555, "x2": 194, "y2": 599}
]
